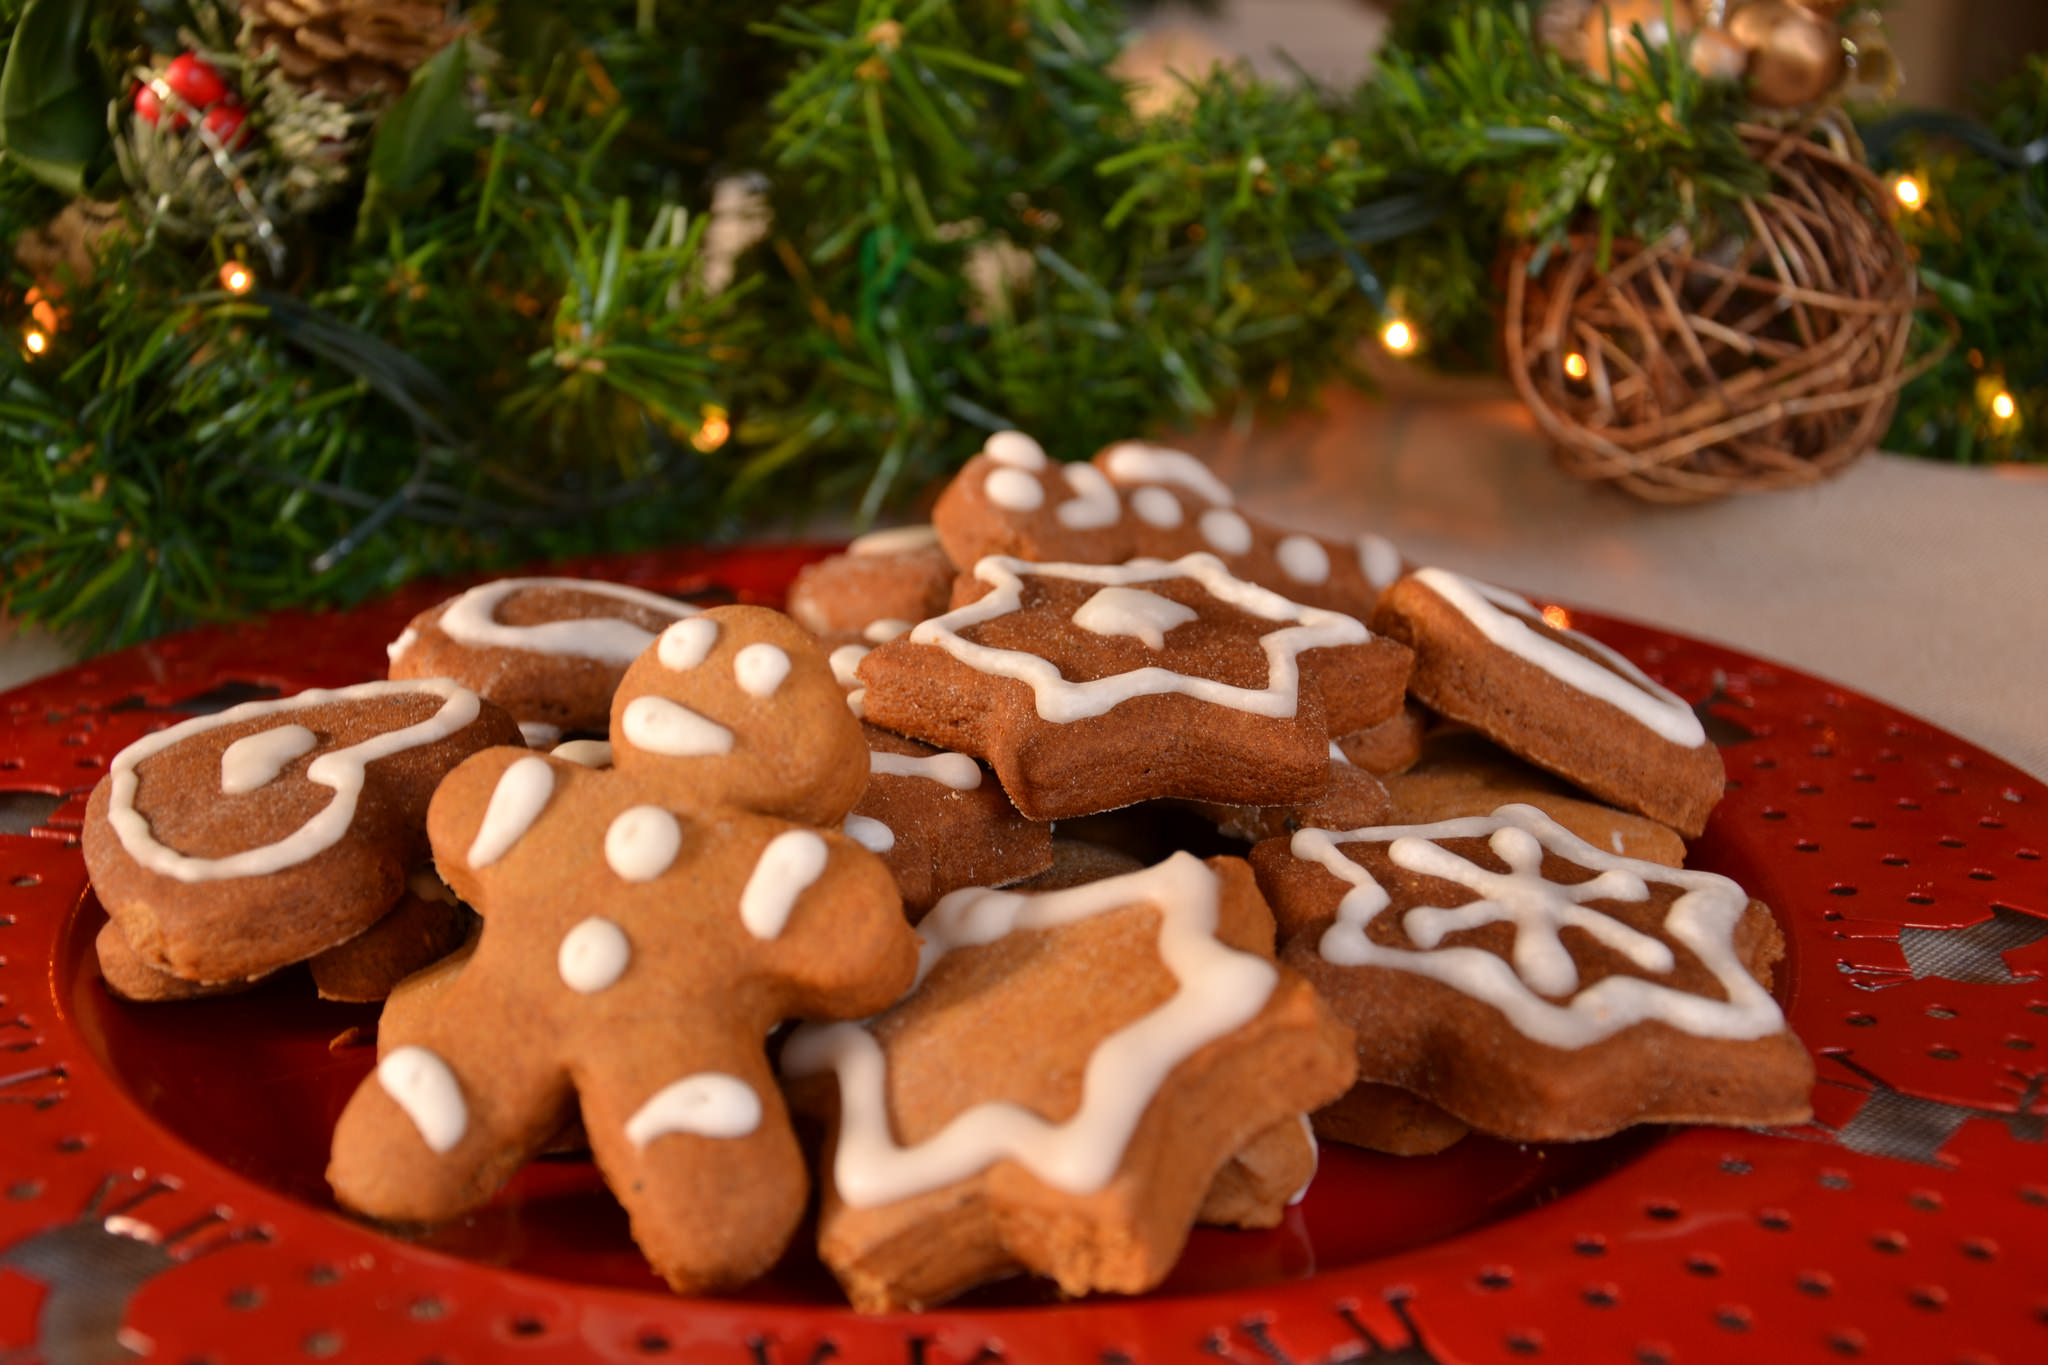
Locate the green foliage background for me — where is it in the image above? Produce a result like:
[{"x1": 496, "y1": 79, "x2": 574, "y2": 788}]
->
[{"x1": 0, "y1": 0, "x2": 2034, "y2": 651}]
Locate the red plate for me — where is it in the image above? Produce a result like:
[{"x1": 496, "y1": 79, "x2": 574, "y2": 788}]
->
[{"x1": 3, "y1": 544, "x2": 2044, "y2": 1365}]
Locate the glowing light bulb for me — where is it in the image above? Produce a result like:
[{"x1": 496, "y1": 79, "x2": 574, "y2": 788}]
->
[
  {"x1": 24, "y1": 329, "x2": 47, "y2": 355},
  {"x1": 1892, "y1": 175, "x2": 1924, "y2": 211},
  {"x1": 1540, "y1": 605, "x2": 1572, "y2": 632},
  {"x1": 219, "y1": 262, "x2": 253, "y2": 295},
  {"x1": 1563, "y1": 352, "x2": 1589, "y2": 381},
  {"x1": 1382, "y1": 319, "x2": 1416, "y2": 355},
  {"x1": 1991, "y1": 391, "x2": 2017, "y2": 422}
]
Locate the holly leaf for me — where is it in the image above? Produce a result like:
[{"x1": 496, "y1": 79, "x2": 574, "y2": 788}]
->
[
  {"x1": 0, "y1": 0, "x2": 110, "y2": 195},
  {"x1": 362, "y1": 37, "x2": 470, "y2": 207}
]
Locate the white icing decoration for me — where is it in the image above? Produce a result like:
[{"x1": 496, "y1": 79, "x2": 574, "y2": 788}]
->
[
  {"x1": 467, "y1": 755, "x2": 555, "y2": 868},
  {"x1": 551, "y1": 739, "x2": 613, "y2": 768},
  {"x1": 1298, "y1": 804, "x2": 1785, "y2": 1049},
  {"x1": 518, "y1": 721, "x2": 562, "y2": 748},
  {"x1": 1413, "y1": 568, "x2": 1707, "y2": 748},
  {"x1": 1070, "y1": 585, "x2": 1200, "y2": 652},
  {"x1": 1199, "y1": 508, "x2": 1254, "y2": 557},
  {"x1": 862, "y1": 618, "x2": 912, "y2": 643},
  {"x1": 733, "y1": 643, "x2": 792, "y2": 698},
  {"x1": 1611, "y1": 831, "x2": 1626, "y2": 854},
  {"x1": 1328, "y1": 740, "x2": 1350, "y2": 765},
  {"x1": 870, "y1": 749, "x2": 982, "y2": 790},
  {"x1": 622, "y1": 696, "x2": 733, "y2": 756},
  {"x1": 378, "y1": 1046, "x2": 467, "y2": 1154},
  {"x1": 829, "y1": 644, "x2": 870, "y2": 689},
  {"x1": 846, "y1": 689, "x2": 867, "y2": 719},
  {"x1": 438, "y1": 577, "x2": 696, "y2": 665},
  {"x1": 1130, "y1": 486, "x2": 1183, "y2": 529},
  {"x1": 107, "y1": 681, "x2": 481, "y2": 884},
  {"x1": 782, "y1": 852, "x2": 1277, "y2": 1206},
  {"x1": 558, "y1": 916, "x2": 631, "y2": 993},
  {"x1": 605, "y1": 805, "x2": 682, "y2": 882},
  {"x1": 219, "y1": 724, "x2": 317, "y2": 795},
  {"x1": 985, "y1": 467, "x2": 1045, "y2": 512},
  {"x1": 624, "y1": 1073, "x2": 763, "y2": 1147},
  {"x1": 1277, "y1": 534, "x2": 1331, "y2": 585},
  {"x1": 1288, "y1": 1112, "x2": 1319, "y2": 1206},
  {"x1": 849, "y1": 524, "x2": 941, "y2": 556},
  {"x1": 911, "y1": 554, "x2": 1369, "y2": 724},
  {"x1": 1055, "y1": 462, "x2": 1121, "y2": 530},
  {"x1": 983, "y1": 430, "x2": 1048, "y2": 471},
  {"x1": 1100, "y1": 443, "x2": 1235, "y2": 506},
  {"x1": 386, "y1": 627, "x2": 417, "y2": 665},
  {"x1": 656, "y1": 617, "x2": 720, "y2": 671},
  {"x1": 844, "y1": 813, "x2": 896, "y2": 853},
  {"x1": 739, "y1": 830, "x2": 829, "y2": 939},
  {"x1": 1357, "y1": 533, "x2": 1402, "y2": 590}
]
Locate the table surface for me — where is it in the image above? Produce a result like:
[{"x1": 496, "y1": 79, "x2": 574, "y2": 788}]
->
[{"x1": 5, "y1": 388, "x2": 2045, "y2": 785}]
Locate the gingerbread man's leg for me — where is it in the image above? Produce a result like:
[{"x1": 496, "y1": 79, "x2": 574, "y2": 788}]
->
[
  {"x1": 573, "y1": 1044, "x2": 805, "y2": 1294},
  {"x1": 327, "y1": 983, "x2": 575, "y2": 1224}
]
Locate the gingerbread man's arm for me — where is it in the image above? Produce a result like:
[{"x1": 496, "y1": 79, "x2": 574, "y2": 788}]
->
[{"x1": 731, "y1": 827, "x2": 919, "y2": 1020}]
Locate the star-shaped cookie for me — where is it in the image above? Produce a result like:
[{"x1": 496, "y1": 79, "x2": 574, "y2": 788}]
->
[{"x1": 855, "y1": 553, "x2": 1412, "y2": 820}]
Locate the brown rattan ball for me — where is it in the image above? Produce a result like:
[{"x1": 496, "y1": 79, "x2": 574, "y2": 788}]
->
[{"x1": 1505, "y1": 116, "x2": 1939, "y2": 503}]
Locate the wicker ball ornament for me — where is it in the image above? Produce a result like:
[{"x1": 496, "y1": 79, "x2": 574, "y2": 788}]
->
[{"x1": 1504, "y1": 119, "x2": 1939, "y2": 502}]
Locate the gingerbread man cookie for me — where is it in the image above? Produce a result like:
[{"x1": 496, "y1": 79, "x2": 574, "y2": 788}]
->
[
  {"x1": 82, "y1": 681, "x2": 520, "y2": 988},
  {"x1": 782, "y1": 853, "x2": 1355, "y2": 1311},
  {"x1": 1251, "y1": 804, "x2": 1813, "y2": 1141},
  {"x1": 933, "y1": 431, "x2": 1405, "y2": 622},
  {"x1": 855, "y1": 553, "x2": 1412, "y2": 820},
  {"x1": 388, "y1": 576, "x2": 700, "y2": 747},
  {"x1": 327, "y1": 606, "x2": 920, "y2": 1294}
]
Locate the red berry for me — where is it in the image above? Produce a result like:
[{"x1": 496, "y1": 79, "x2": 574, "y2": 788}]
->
[
  {"x1": 202, "y1": 102, "x2": 249, "y2": 151},
  {"x1": 164, "y1": 52, "x2": 229, "y2": 108},
  {"x1": 133, "y1": 83, "x2": 161, "y2": 124}
]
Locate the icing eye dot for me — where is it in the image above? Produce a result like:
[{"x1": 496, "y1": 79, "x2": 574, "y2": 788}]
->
[
  {"x1": 1200, "y1": 508, "x2": 1253, "y2": 557},
  {"x1": 1277, "y1": 534, "x2": 1331, "y2": 585},
  {"x1": 733, "y1": 643, "x2": 792, "y2": 698},
  {"x1": 843, "y1": 813, "x2": 896, "y2": 853},
  {"x1": 657, "y1": 617, "x2": 720, "y2": 671},
  {"x1": 605, "y1": 805, "x2": 682, "y2": 882},
  {"x1": 558, "y1": 916, "x2": 631, "y2": 993},
  {"x1": 1130, "y1": 486, "x2": 1184, "y2": 529},
  {"x1": 984, "y1": 430, "x2": 1048, "y2": 471},
  {"x1": 377, "y1": 1046, "x2": 467, "y2": 1154},
  {"x1": 985, "y1": 467, "x2": 1044, "y2": 512},
  {"x1": 622, "y1": 696, "x2": 733, "y2": 757},
  {"x1": 1358, "y1": 532, "x2": 1403, "y2": 590}
]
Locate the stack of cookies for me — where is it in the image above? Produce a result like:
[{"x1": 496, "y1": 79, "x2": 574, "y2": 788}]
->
[{"x1": 79, "y1": 434, "x2": 1814, "y2": 1310}]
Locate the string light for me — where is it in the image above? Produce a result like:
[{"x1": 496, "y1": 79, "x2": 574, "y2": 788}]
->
[
  {"x1": 1381, "y1": 319, "x2": 1416, "y2": 355},
  {"x1": 1892, "y1": 175, "x2": 1925, "y2": 211},
  {"x1": 219, "y1": 262, "x2": 254, "y2": 295},
  {"x1": 1563, "y1": 352, "x2": 1589, "y2": 381},
  {"x1": 24, "y1": 329, "x2": 47, "y2": 356},
  {"x1": 1991, "y1": 391, "x2": 2017, "y2": 423},
  {"x1": 691, "y1": 404, "x2": 731, "y2": 452},
  {"x1": 1540, "y1": 605, "x2": 1572, "y2": 631}
]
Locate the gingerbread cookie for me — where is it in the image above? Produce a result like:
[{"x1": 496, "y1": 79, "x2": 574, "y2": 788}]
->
[
  {"x1": 388, "y1": 576, "x2": 700, "y2": 747},
  {"x1": 782, "y1": 853, "x2": 1356, "y2": 1311},
  {"x1": 1311, "y1": 1081, "x2": 1470, "y2": 1157},
  {"x1": 82, "y1": 681, "x2": 520, "y2": 988},
  {"x1": 933, "y1": 432, "x2": 1404, "y2": 621},
  {"x1": 843, "y1": 724, "x2": 1053, "y2": 919},
  {"x1": 856, "y1": 553, "x2": 1411, "y2": 820},
  {"x1": 787, "y1": 526, "x2": 956, "y2": 642},
  {"x1": 1383, "y1": 730, "x2": 1688, "y2": 868},
  {"x1": 1250, "y1": 805, "x2": 1813, "y2": 1142},
  {"x1": 328, "y1": 606, "x2": 920, "y2": 1295},
  {"x1": 1332, "y1": 701, "x2": 1429, "y2": 777},
  {"x1": 1181, "y1": 742, "x2": 1394, "y2": 843},
  {"x1": 1370, "y1": 569, "x2": 1724, "y2": 837}
]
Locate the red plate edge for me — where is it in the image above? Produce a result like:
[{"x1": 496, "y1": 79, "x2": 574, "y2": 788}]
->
[{"x1": 2, "y1": 544, "x2": 2045, "y2": 1365}]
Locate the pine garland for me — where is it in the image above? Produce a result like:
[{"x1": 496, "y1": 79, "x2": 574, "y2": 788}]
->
[{"x1": 0, "y1": 0, "x2": 2029, "y2": 652}]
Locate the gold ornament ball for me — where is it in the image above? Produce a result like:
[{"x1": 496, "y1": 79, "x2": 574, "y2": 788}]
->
[
  {"x1": 1690, "y1": 28, "x2": 1750, "y2": 82},
  {"x1": 1582, "y1": 0, "x2": 1695, "y2": 83},
  {"x1": 1727, "y1": 1, "x2": 1846, "y2": 106}
]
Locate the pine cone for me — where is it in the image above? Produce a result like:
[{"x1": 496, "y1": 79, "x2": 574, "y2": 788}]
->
[{"x1": 242, "y1": 0, "x2": 458, "y2": 101}]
